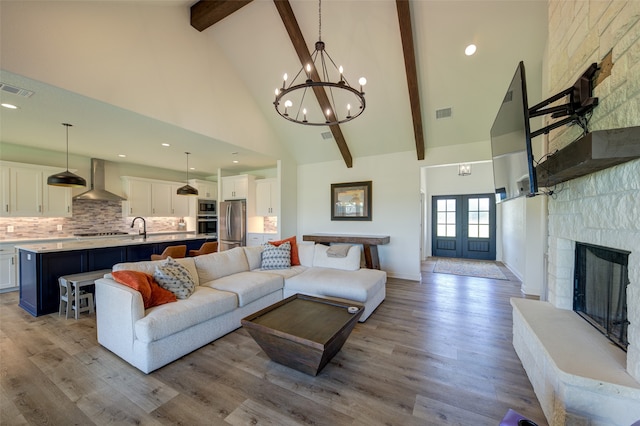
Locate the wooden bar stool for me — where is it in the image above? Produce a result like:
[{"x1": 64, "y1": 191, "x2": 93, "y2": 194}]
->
[
  {"x1": 58, "y1": 269, "x2": 110, "y2": 319},
  {"x1": 189, "y1": 242, "x2": 218, "y2": 257},
  {"x1": 151, "y1": 245, "x2": 187, "y2": 260}
]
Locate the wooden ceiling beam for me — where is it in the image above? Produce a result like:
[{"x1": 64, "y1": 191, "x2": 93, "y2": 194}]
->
[
  {"x1": 396, "y1": 0, "x2": 425, "y2": 161},
  {"x1": 273, "y1": 0, "x2": 353, "y2": 168},
  {"x1": 191, "y1": 0, "x2": 254, "y2": 32}
]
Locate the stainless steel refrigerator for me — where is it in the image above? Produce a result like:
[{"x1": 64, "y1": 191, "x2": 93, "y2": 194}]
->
[{"x1": 219, "y1": 200, "x2": 246, "y2": 250}]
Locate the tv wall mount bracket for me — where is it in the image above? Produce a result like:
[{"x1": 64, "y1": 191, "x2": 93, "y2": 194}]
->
[{"x1": 528, "y1": 63, "x2": 599, "y2": 139}]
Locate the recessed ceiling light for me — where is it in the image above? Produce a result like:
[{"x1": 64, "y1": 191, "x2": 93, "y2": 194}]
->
[
  {"x1": 465, "y1": 44, "x2": 477, "y2": 56},
  {"x1": 232, "y1": 160, "x2": 239, "y2": 164},
  {"x1": 118, "y1": 154, "x2": 126, "y2": 158},
  {"x1": 1, "y1": 103, "x2": 18, "y2": 109},
  {"x1": 189, "y1": 167, "x2": 195, "y2": 170},
  {"x1": 161, "y1": 143, "x2": 170, "y2": 147}
]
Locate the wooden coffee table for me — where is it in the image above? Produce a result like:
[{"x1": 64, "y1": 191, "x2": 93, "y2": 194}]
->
[{"x1": 241, "y1": 294, "x2": 363, "y2": 376}]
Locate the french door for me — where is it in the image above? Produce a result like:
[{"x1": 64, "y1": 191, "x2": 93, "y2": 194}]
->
[{"x1": 431, "y1": 193, "x2": 496, "y2": 260}]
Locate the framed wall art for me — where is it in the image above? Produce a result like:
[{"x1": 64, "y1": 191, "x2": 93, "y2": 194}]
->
[{"x1": 331, "y1": 181, "x2": 372, "y2": 221}]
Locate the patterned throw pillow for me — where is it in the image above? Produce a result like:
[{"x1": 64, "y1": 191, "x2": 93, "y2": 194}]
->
[
  {"x1": 153, "y1": 257, "x2": 196, "y2": 299},
  {"x1": 261, "y1": 241, "x2": 291, "y2": 270}
]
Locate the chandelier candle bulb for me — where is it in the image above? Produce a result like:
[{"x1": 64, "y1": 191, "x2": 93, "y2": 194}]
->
[
  {"x1": 347, "y1": 104, "x2": 351, "y2": 118},
  {"x1": 359, "y1": 77, "x2": 367, "y2": 94},
  {"x1": 303, "y1": 108, "x2": 308, "y2": 123},
  {"x1": 282, "y1": 73, "x2": 288, "y2": 88}
]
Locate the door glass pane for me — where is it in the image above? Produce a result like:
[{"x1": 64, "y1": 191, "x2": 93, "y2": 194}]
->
[
  {"x1": 479, "y1": 197, "x2": 489, "y2": 210},
  {"x1": 469, "y1": 225, "x2": 479, "y2": 238},
  {"x1": 479, "y1": 211, "x2": 489, "y2": 224},
  {"x1": 468, "y1": 198, "x2": 478, "y2": 210},
  {"x1": 469, "y1": 212, "x2": 478, "y2": 224},
  {"x1": 479, "y1": 224, "x2": 489, "y2": 238},
  {"x1": 436, "y1": 198, "x2": 456, "y2": 237}
]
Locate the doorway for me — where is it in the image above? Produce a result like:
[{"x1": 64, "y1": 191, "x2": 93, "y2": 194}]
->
[{"x1": 431, "y1": 193, "x2": 496, "y2": 260}]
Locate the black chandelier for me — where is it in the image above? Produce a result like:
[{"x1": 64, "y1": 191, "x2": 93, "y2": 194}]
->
[{"x1": 274, "y1": 0, "x2": 366, "y2": 126}]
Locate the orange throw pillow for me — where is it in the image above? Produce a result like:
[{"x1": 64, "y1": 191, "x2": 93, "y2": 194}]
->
[
  {"x1": 111, "y1": 270, "x2": 176, "y2": 309},
  {"x1": 268, "y1": 236, "x2": 300, "y2": 266}
]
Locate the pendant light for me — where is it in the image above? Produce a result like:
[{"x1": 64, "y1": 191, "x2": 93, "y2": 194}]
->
[
  {"x1": 176, "y1": 152, "x2": 198, "y2": 196},
  {"x1": 47, "y1": 123, "x2": 87, "y2": 187}
]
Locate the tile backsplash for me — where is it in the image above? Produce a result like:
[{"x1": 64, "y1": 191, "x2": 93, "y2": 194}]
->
[{"x1": 0, "y1": 200, "x2": 184, "y2": 240}]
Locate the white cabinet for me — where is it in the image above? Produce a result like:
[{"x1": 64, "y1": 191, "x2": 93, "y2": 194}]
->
[
  {"x1": 256, "y1": 178, "x2": 279, "y2": 216},
  {"x1": 151, "y1": 182, "x2": 172, "y2": 216},
  {"x1": 122, "y1": 177, "x2": 192, "y2": 217},
  {"x1": 123, "y1": 178, "x2": 152, "y2": 216},
  {"x1": 43, "y1": 180, "x2": 73, "y2": 216},
  {"x1": 190, "y1": 179, "x2": 217, "y2": 199},
  {"x1": 246, "y1": 233, "x2": 280, "y2": 247},
  {"x1": 0, "y1": 244, "x2": 17, "y2": 291},
  {"x1": 222, "y1": 175, "x2": 253, "y2": 200},
  {"x1": 170, "y1": 184, "x2": 191, "y2": 217},
  {"x1": 0, "y1": 162, "x2": 72, "y2": 217}
]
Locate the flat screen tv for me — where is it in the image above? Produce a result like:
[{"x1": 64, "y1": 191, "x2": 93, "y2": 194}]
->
[{"x1": 490, "y1": 61, "x2": 538, "y2": 202}]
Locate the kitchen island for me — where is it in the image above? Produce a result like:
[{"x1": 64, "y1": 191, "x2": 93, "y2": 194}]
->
[{"x1": 17, "y1": 234, "x2": 215, "y2": 317}]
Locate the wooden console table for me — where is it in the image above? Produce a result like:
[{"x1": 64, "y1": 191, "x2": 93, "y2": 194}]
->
[{"x1": 302, "y1": 234, "x2": 390, "y2": 270}]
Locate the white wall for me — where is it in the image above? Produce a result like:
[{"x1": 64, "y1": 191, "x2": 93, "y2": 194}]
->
[{"x1": 298, "y1": 151, "x2": 421, "y2": 281}]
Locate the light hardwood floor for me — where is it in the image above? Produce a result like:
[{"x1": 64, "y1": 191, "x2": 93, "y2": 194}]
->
[{"x1": 0, "y1": 260, "x2": 547, "y2": 425}]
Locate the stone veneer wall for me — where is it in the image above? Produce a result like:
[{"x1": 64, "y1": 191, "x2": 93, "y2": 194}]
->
[
  {"x1": 545, "y1": 0, "x2": 640, "y2": 381},
  {"x1": 0, "y1": 199, "x2": 183, "y2": 240}
]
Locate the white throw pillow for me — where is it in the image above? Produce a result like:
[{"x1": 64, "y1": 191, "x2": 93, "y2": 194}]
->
[{"x1": 313, "y1": 244, "x2": 361, "y2": 271}]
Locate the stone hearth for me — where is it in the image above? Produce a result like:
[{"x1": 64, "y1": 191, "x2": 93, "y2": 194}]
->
[{"x1": 513, "y1": 160, "x2": 640, "y2": 425}]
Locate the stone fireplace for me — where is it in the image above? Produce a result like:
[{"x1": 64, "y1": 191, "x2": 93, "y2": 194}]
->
[{"x1": 512, "y1": 159, "x2": 640, "y2": 425}]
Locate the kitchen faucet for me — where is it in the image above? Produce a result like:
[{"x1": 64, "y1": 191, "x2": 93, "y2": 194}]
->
[{"x1": 131, "y1": 217, "x2": 147, "y2": 239}]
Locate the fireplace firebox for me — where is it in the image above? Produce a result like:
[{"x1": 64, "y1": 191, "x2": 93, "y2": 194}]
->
[{"x1": 573, "y1": 242, "x2": 630, "y2": 351}]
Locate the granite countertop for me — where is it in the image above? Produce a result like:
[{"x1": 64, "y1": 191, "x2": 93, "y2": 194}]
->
[
  {"x1": 1, "y1": 231, "x2": 195, "y2": 245},
  {"x1": 15, "y1": 233, "x2": 214, "y2": 254}
]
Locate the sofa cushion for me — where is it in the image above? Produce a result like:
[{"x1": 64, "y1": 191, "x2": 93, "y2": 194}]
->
[
  {"x1": 261, "y1": 242, "x2": 291, "y2": 270},
  {"x1": 134, "y1": 286, "x2": 237, "y2": 343},
  {"x1": 112, "y1": 257, "x2": 199, "y2": 287},
  {"x1": 243, "y1": 245, "x2": 264, "y2": 270},
  {"x1": 297, "y1": 242, "x2": 315, "y2": 267},
  {"x1": 201, "y1": 271, "x2": 283, "y2": 307},
  {"x1": 153, "y1": 257, "x2": 196, "y2": 299},
  {"x1": 253, "y1": 265, "x2": 307, "y2": 280},
  {"x1": 194, "y1": 247, "x2": 249, "y2": 282},
  {"x1": 284, "y1": 267, "x2": 386, "y2": 303},
  {"x1": 313, "y1": 244, "x2": 361, "y2": 271}
]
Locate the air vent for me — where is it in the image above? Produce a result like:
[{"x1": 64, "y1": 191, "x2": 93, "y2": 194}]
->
[
  {"x1": 0, "y1": 83, "x2": 34, "y2": 98},
  {"x1": 435, "y1": 107, "x2": 452, "y2": 119},
  {"x1": 504, "y1": 90, "x2": 513, "y2": 103},
  {"x1": 321, "y1": 131, "x2": 333, "y2": 140}
]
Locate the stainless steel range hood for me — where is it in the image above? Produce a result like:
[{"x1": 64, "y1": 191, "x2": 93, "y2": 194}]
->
[{"x1": 73, "y1": 158, "x2": 127, "y2": 201}]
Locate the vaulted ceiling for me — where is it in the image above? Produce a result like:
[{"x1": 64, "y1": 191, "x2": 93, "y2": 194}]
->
[{"x1": 0, "y1": 0, "x2": 548, "y2": 175}]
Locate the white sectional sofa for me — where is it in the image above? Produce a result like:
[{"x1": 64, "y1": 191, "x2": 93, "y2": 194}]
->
[{"x1": 95, "y1": 242, "x2": 386, "y2": 373}]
